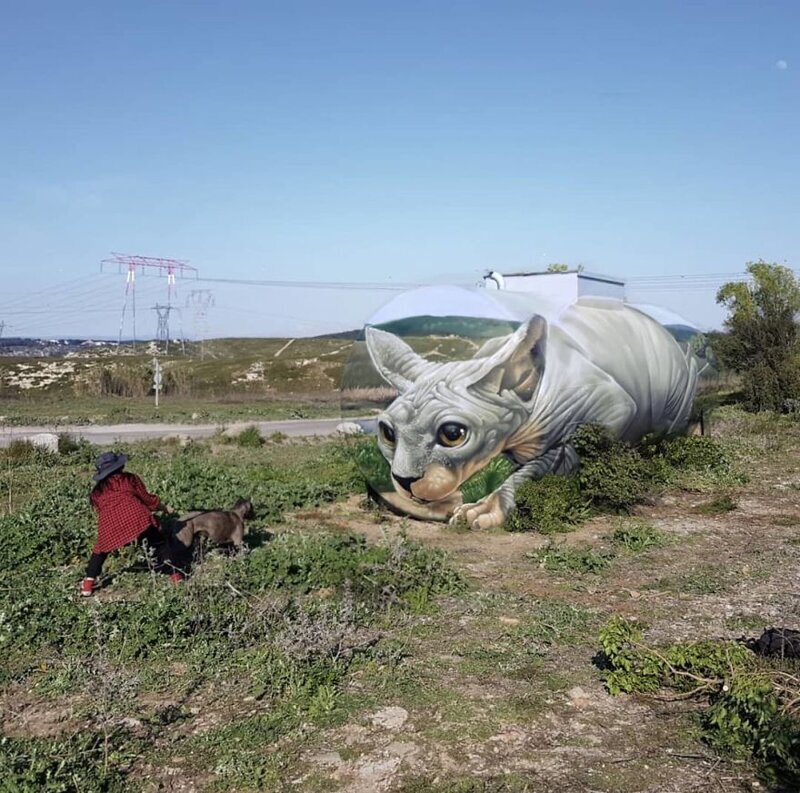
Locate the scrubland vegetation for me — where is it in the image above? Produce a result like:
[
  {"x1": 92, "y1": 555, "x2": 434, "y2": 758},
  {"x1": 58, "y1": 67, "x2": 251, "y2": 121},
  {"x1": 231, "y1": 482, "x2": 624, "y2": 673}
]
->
[{"x1": 2, "y1": 407, "x2": 799, "y2": 792}]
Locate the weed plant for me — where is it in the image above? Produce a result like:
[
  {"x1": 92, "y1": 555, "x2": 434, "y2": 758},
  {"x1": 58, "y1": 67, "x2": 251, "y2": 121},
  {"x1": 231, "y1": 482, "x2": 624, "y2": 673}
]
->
[
  {"x1": 692, "y1": 495, "x2": 738, "y2": 515},
  {"x1": 599, "y1": 616, "x2": 800, "y2": 787},
  {"x1": 611, "y1": 519, "x2": 669, "y2": 553},
  {"x1": 526, "y1": 542, "x2": 613, "y2": 575},
  {"x1": 233, "y1": 425, "x2": 264, "y2": 448},
  {"x1": 0, "y1": 730, "x2": 143, "y2": 792}
]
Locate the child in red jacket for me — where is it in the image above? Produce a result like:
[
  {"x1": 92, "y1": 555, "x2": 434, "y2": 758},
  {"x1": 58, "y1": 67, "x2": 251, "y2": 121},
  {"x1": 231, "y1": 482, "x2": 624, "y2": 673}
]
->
[{"x1": 81, "y1": 451, "x2": 182, "y2": 596}]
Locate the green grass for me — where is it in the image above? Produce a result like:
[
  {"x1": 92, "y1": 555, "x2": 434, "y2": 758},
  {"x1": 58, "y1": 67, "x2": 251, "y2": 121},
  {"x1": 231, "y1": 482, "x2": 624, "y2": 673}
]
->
[
  {"x1": 0, "y1": 394, "x2": 340, "y2": 426},
  {"x1": 0, "y1": 401, "x2": 791, "y2": 791},
  {"x1": 611, "y1": 518, "x2": 670, "y2": 552},
  {"x1": 692, "y1": 494, "x2": 738, "y2": 515},
  {"x1": 0, "y1": 433, "x2": 468, "y2": 791},
  {"x1": 526, "y1": 542, "x2": 613, "y2": 575},
  {"x1": 649, "y1": 566, "x2": 732, "y2": 595}
]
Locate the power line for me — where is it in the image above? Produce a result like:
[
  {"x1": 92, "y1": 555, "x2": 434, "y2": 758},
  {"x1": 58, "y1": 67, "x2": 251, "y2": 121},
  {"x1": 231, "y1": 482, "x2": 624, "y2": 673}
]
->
[
  {"x1": 195, "y1": 275, "x2": 422, "y2": 291},
  {"x1": 4, "y1": 266, "x2": 797, "y2": 339},
  {"x1": 627, "y1": 269, "x2": 800, "y2": 284}
]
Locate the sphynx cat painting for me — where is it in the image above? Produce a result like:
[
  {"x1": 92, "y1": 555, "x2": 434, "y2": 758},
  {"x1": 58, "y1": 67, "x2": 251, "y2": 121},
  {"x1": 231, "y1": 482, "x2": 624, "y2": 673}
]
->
[{"x1": 365, "y1": 296, "x2": 700, "y2": 529}]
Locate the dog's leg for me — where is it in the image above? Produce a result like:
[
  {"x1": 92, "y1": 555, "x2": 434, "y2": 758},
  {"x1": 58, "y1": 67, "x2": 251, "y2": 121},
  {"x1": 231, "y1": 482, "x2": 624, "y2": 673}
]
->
[
  {"x1": 451, "y1": 445, "x2": 576, "y2": 530},
  {"x1": 231, "y1": 525, "x2": 248, "y2": 555}
]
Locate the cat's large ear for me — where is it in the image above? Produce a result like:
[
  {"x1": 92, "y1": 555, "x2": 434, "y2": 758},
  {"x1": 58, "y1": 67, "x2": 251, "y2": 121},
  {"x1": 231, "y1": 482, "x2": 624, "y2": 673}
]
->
[
  {"x1": 365, "y1": 327, "x2": 433, "y2": 393},
  {"x1": 467, "y1": 316, "x2": 547, "y2": 402}
]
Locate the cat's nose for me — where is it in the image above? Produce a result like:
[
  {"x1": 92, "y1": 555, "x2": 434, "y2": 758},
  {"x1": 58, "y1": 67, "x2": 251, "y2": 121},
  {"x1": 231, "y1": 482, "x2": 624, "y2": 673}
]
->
[{"x1": 392, "y1": 473, "x2": 421, "y2": 494}]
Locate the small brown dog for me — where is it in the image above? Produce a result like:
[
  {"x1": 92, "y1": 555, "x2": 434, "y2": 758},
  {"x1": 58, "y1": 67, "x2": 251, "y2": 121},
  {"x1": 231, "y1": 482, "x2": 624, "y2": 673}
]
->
[{"x1": 174, "y1": 498, "x2": 253, "y2": 550}]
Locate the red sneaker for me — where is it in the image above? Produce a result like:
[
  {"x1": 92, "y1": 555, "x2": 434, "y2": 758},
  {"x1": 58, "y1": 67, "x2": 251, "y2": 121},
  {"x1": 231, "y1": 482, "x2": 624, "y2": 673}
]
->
[
  {"x1": 169, "y1": 572, "x2": 184, "y2": 584},
  {"x1": 80, "y1": 577, "x2": 96, "y2": 597}
]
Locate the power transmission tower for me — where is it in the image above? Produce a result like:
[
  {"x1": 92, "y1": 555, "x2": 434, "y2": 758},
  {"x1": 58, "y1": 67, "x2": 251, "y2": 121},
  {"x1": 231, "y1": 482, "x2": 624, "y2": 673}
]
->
[
  {"x1": 0, "y1": 321, "x2": 5, "y2": 339},
  {"x1": 101, "y1": 253, "x2": 198, "y2": 352},
  {"x1": 152, "y1": 304, "x2": 174, "y2": 353},
  {"x1": 186, "y1": 289, "x2": 215, "y2": 359}
]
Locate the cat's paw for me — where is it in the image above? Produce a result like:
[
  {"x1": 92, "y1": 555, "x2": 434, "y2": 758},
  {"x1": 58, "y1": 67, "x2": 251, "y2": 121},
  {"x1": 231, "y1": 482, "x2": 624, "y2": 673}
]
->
[{"x1": 450, "y1": 493, "x2": 508, "y2": 530}]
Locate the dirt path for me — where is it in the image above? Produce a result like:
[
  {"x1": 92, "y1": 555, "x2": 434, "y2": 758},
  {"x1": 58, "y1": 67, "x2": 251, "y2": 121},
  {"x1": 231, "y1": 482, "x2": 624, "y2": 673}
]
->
[{"x1": 0, "y1": 417, "x2": 376, "y2": 447}]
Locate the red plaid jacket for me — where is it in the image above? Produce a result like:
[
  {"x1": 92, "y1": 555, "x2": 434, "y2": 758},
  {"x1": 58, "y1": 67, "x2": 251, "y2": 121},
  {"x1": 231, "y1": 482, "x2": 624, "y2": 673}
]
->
[{"x1": 90, "y1": 472, "x2": 163, "y2": 554}]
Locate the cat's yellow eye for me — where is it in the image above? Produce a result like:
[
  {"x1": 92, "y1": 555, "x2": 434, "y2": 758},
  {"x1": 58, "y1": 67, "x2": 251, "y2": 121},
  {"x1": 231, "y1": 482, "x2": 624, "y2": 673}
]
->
[
  {"x1": 437, "y1": 422, "x2": 468, "y2": 448},
  {"x1": 378, "y1": 421, "x2": 396, "y2": 447}
]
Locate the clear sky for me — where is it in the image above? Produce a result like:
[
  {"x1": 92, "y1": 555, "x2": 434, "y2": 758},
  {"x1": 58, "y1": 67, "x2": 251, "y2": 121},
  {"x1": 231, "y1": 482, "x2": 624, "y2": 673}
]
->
[{"x1": 0, "y1": 0, "x2": 797, "y2": 338}]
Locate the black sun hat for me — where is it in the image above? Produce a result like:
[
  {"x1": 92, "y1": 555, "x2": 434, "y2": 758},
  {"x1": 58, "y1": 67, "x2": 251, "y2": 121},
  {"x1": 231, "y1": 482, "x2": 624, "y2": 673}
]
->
[{"x1": 93, "y1": 451, "x2": 128, "y2": 482}]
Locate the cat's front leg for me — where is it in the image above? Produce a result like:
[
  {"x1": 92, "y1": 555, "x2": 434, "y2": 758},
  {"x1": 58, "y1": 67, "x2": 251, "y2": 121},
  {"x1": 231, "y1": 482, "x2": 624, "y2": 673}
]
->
[
  {"x1": 450, "y1": 487, "x2": 516, "y2": 530},
  {"x1": 450, "y1": 446, "x2": 573, "y2": 530}
]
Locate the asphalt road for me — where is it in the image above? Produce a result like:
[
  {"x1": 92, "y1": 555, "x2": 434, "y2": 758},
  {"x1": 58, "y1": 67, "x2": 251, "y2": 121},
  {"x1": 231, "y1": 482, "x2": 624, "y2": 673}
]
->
[{"x1": 0, "y1": 418, "x2": 377, "y2": 448}]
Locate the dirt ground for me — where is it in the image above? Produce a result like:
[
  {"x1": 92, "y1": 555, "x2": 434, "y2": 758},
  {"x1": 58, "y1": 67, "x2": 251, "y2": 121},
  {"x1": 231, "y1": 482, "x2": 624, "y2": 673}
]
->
[
  {"x1": 285, "y1": 411, "x2": 800, "y2": 792},
  {"x1": 278, "y1": 482, "x2": 798, "y2": 793},
  {"x1": 4, "y1": 413, "x2": 800, "y2": 792}
]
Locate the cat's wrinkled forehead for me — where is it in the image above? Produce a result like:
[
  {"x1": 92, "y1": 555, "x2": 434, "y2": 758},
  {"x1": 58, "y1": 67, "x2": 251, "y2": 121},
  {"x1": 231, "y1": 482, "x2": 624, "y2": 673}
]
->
[{"x1": 385, "y1": 360, "x2": 492, "y2": 419}]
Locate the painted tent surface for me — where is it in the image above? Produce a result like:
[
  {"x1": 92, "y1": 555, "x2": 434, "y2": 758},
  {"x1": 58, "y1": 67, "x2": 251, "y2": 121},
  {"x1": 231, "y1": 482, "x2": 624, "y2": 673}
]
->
[{"x1": 340, "y1": 286, "x2": 701, "y2": 529}]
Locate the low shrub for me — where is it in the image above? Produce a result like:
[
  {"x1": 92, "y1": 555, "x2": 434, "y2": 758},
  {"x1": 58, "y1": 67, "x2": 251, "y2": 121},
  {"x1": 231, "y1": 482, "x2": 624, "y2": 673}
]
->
[
  {"x1": 138, "y1": 442, "x2": 364, "y2": 522},
  {"x1": 3, "y1": 439, "x2": 37, "y2": 464},
  {"x1": 1, "y1": 440, "x2": 62, "y2": 468},
  {"x1": 503, "y1": 426, "x2": 742, "y2": 533},
  {"x1": 573, "y1": 425, "x2": 659, "y2": 510},
  {"x1": 599, "y1": 616, "x2": 800, "y2": 786},
  {"x1": 234, "y1": 425, "x2": 264, "y2": 448},
  {"x1": 0, "y1": 475, "x2": 94, "y2": 571},
  {"x1": 506, "y1": 475, "x2": 589, "y2": 533},
  {"x1": 235, "y1": 531, "x2": 464, "y2": 605},
  {"x1": 657, "y1": 434, "x2": 731, "y2": 471},
  {"x1": 692, "y1": 495, "x2": 738, "y2": 515}
]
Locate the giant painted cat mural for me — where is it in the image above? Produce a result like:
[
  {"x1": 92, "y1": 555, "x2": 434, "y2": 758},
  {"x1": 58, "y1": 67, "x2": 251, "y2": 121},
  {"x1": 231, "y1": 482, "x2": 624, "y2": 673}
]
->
[{"x1": 364, "y1": 296, "x2": 700, "y2": 529}]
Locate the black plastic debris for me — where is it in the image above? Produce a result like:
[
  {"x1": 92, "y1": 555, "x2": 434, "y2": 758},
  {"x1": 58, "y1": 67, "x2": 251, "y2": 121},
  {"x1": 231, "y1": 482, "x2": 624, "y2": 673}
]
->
[{"x1": 741, "y1": 628, "x2": 800, "y2": 658}]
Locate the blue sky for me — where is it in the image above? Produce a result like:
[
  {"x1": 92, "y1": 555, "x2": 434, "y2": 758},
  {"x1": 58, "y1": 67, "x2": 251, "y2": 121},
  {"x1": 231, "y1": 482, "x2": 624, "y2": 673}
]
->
[{"x1": 0, "y1": 0, "x2": 797, "y2": 337}]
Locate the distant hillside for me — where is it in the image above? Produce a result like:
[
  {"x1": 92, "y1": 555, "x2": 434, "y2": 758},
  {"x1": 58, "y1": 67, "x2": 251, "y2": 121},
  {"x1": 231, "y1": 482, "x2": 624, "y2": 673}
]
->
[
  {"x1": 374, "y1": 315, "x2": 519, "y2": 339},
  {"x1": 312, "y1": 329, "x2": 362, "y2": 341},
  {"x1": 372, "y1": 316, "x2": 703, "y2": 343}
]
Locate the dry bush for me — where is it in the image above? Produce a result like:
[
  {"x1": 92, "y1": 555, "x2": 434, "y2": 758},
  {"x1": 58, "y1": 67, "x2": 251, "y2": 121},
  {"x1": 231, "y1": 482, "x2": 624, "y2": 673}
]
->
[{"x1": 73, "y1": 364, "x2": 151, "y2": 398}]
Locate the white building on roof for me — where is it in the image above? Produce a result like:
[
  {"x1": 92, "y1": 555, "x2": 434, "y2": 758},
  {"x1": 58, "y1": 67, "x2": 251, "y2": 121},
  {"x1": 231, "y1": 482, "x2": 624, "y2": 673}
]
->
[{"x1": 483, "y1": 269, "x2": 626, "y2": 301}]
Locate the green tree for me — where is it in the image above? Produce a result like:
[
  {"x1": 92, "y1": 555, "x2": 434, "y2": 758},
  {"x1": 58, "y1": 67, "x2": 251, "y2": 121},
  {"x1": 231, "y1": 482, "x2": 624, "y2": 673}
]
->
[
  {"x1": 546, "y1": 263, "x2": 585, "y2": 273},
  {"x1": 715, "y1": 261, "x2": 800, "y2": 412}
]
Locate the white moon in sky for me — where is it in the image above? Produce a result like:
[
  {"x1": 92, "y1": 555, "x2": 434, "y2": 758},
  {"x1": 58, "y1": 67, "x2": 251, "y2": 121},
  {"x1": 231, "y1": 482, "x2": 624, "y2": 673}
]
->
[{"x1": 776, "y1": 60, "x2": 788, "y2": 70}]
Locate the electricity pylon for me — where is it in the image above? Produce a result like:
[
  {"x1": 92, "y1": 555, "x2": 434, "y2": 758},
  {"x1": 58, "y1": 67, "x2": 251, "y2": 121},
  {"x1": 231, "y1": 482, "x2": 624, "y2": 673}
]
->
[
  {"x1": 101, "y1": 253, "x2": 198, "y2": 351},
  {"x1": 186, "y1": 289, "x2": 215, "y2": 359}
]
